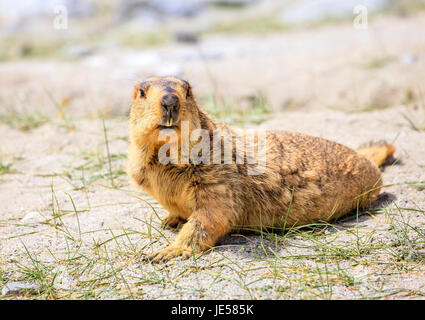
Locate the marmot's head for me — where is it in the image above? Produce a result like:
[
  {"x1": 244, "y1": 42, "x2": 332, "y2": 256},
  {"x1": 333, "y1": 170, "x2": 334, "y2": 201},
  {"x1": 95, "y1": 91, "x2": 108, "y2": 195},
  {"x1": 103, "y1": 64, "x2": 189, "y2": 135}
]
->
[{"x1": 130, "y1": 76, "x2": 202, "y2": 144}]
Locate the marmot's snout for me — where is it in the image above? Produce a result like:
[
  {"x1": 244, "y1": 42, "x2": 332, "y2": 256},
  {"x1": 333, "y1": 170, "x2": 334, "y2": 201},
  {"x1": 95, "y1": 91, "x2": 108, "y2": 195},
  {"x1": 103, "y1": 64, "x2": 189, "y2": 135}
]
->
[{"x1": 160, "y1": 92, "x2": 180, "y2": 127}]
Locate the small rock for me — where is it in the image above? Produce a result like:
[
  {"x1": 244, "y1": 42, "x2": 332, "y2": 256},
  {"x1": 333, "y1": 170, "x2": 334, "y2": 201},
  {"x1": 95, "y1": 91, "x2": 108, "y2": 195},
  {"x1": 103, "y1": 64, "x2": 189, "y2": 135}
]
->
[
  {"x1": 174, "y1": 31, "x2": 199, "y2": 44},
  {"x1": 2, "y1": 282, "x2": 41, "y2": 297},
  {"x1": 21, "y1": 211, "x2": 46, "y2": 223},
  {"x1": 401, "y1": 53, "x2": 417, "y2": 65}
]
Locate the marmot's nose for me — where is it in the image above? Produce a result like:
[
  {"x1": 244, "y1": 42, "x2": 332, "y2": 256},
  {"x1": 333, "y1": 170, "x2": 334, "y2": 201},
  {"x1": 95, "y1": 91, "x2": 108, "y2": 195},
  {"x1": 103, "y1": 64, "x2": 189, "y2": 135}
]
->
[{"x1": 161, "y1": 94, "x2": 179, "y2": 111}]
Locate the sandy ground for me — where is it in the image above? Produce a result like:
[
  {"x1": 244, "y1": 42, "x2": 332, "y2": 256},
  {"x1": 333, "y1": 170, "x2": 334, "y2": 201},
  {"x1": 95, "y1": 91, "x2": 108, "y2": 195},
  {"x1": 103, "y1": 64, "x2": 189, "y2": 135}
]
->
[{"x1": 0, "y1": 13, "x2": 425, "y2": 299}]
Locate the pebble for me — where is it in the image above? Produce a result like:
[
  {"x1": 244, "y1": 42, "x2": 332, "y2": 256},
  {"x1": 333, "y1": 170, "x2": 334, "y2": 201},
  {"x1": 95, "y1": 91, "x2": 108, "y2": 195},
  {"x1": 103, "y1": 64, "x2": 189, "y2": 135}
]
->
[
  {"x1": 1, "y1": 282, "x2": 41, "y2": 297},
  {"x1": 21, "y1": 211, "x2": 46, "y2": 223},
  {"x1": 174, "y1": 31, "x2": 199, "y2": 44},
  {"x1": 400, "y1": 53, "x2": 417, "y2": 65}
]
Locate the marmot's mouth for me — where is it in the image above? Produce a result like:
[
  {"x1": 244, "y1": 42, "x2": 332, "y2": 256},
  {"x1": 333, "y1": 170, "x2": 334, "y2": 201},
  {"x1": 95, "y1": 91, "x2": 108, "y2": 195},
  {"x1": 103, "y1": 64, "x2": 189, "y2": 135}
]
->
[{"x1": 157, "y1": 124, "x2": 179, "y2": 130}]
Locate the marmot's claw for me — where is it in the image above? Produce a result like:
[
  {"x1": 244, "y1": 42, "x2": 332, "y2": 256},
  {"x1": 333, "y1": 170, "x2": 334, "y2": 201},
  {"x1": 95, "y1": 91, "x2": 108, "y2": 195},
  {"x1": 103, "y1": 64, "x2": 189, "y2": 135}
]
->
[
  {"x1": 140, "y1": 254, "x2": 153, "y2": 263},
  {"x1": 146, "y1": 246, "x2": 192, "y2": 263}
]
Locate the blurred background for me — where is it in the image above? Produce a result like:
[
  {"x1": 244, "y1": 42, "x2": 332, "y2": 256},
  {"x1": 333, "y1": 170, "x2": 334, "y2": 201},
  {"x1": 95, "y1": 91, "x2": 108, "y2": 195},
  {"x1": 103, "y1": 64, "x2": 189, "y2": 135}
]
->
[{"x1": 1, "y1": 0, "x2": 425, "y2": 127}]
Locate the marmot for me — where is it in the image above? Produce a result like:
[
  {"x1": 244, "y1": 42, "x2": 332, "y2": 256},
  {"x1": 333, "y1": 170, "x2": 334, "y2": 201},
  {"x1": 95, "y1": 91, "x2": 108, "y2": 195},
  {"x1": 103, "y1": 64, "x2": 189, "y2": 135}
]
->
[{"x1": 127, "y1": 76, "x2": 395, "y2": 261}]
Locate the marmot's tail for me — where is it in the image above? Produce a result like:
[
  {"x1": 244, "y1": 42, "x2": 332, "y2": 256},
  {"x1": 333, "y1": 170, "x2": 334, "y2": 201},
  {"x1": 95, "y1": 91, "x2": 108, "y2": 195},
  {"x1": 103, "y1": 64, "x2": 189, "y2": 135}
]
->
[{"x1": 356, "y1": 141, "x2": 396, "y2": 167}]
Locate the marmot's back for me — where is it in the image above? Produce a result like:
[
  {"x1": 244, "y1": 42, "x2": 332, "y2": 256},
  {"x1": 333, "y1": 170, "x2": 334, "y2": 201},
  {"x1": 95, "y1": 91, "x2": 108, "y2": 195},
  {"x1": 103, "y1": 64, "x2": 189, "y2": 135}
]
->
[{"x1": 236, "y1": 131, "x2": 383, "y2": 227}]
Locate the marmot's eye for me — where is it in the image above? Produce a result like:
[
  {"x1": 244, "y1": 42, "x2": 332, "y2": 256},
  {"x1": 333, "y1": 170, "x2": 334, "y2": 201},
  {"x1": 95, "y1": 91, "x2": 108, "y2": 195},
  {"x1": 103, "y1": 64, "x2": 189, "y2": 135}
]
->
[
  {"x1": 186, "y1": 87, "x2": 191, "y2": 98},
  {"x1": 139, "y1": 88, "x2": 146, "y2": 98}
]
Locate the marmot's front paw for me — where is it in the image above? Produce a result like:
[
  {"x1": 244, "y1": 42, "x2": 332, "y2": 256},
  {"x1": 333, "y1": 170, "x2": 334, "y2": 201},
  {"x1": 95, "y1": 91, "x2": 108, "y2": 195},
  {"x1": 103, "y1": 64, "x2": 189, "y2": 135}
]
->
[{"x1": 145, "y1": 245, "x2": 193, "y2": 262}]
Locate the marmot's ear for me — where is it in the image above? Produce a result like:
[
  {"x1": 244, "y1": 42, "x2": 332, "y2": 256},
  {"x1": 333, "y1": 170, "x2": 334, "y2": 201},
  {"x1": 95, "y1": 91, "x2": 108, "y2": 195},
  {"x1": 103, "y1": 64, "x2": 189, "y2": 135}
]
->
[{"x1": 133, "y1": 82, "x2": 140, "y2": 101}]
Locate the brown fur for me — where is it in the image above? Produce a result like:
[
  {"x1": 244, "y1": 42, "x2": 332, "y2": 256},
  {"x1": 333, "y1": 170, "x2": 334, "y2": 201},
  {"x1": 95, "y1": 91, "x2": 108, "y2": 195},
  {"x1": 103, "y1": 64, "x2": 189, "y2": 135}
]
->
[
  {"x1": 356, "y1": 142, "x2": 396, "y2": 167},
  {"x1": 127, "y1": 76, "x2": 395, "y2": 261}
]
